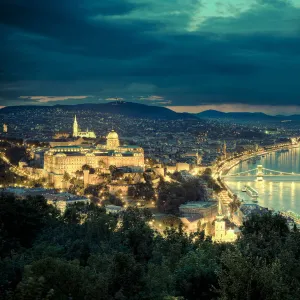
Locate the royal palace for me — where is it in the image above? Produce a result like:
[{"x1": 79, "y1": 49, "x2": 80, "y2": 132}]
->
[{"x1": 42, "y1": 117, "x2": 144, "y2": 187}]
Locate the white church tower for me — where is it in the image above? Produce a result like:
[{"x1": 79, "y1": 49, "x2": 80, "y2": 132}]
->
[
  {"x1": 214, "y1": 199, "x2": 226, "y2": 241},
  {"x1": 73, "y1": 115, "x2": 78, "y2": 137},
  {"x1": 213, "y1": 198, "x2": 238, "y2": 243}
]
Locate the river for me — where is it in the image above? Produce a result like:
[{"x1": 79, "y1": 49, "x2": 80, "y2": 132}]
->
[{"x1": 225, "y1": 147, "x2": 300, "y2": 214}]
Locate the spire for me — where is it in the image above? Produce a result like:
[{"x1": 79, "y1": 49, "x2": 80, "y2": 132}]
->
[
  {"x1": 223, "y1": 140, "x2": 227, "y2": 158},
  {"x1": 218, "y1": 198, "x2": 224, "y2": 218},
  {"x1": 73, "y1": 115, "x2": 78, "y2": 137}
]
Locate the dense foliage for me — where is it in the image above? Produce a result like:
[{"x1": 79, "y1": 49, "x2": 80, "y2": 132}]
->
[
  {"x1": 157, "y1": 178, "x2": 209, "y2": 214},
  {"x1": 1, "y1": 193, "x2": 300, "y2": 299}
]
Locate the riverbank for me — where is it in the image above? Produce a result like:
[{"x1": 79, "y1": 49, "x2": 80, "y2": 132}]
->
[{"x1": 215, "y1": 143, "x2": 300, "y2": 225}]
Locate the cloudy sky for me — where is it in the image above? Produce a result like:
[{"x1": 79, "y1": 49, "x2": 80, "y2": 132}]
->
[{"x1": 1, "y1": 0, "x2": 300, "y2": 114}]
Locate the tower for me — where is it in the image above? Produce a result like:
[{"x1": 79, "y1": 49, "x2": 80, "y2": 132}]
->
[
  {"x1": 3, "y1": 124, "x2": 7, "y2": 133},
  {"x1": 106, "y1": 130, "x2": 120, "y2": 150},
  {"x1": 73, "y1": 115, "x2": 78, "y2": 137},
  {"x1": 223, "y1": 141, "x2": 227, "y2": 159},
  {"x1": 214, "y1": 199, "x2": 226, "y2": 241}
]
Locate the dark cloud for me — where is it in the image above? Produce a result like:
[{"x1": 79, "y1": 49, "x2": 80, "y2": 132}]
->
[
  {"x1": 0, "y1": 1, "x2": 162, "y2": 59},
  {"x1": 1, "y1": 0, "x2": 300, "y2": 109}
]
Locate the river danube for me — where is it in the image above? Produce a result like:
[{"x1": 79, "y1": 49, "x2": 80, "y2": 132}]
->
[{"x1": 225, "y1": 147, "x2": 300, "y2": 214}]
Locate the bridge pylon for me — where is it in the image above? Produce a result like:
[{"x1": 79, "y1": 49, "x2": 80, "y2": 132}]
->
[{"x1": 256, "y1": 164, "x2": 264, "y2": 181}]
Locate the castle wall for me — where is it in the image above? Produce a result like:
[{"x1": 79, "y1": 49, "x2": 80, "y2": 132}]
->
[{"x1": 44, "y1": 153, "x2": 145, "y2": 176}]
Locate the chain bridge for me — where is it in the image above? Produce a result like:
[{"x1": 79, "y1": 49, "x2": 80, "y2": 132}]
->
[{"x1": 223, "y1": 165, "x2": 300, "y2": 181}]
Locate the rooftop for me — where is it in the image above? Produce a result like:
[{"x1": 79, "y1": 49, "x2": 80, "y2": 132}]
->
[
  {"x1": 179, "y1": 201, "x2": 217, "y2": 209},
  {"x1": 53, "y1": 145, "x2": 81, "y2": 149}
]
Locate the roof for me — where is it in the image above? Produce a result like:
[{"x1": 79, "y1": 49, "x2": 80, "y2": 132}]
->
[
  {"x1": 59, "y1": 152, "x2": 85, "y2": 156},
  {"x1": 53, "y1": 146, "x2": 81, "y2": 149},
  {"x1": 107, "y1": 130, "x2": 119, "y2": 139},
  {"x1": 180, "y1": 215, "x2": 202, "y2": 223},
  {"x1": 179, "y1": 201, "x2": 217, "y2": 209}
]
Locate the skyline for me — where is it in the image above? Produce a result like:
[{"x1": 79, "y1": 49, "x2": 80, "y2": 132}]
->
[
  {"x1": 2, "y1": 100, "x2": 300, "y2": 116},
  {"x1": 1, "y1": 0, "x2": 300, "y2": 112}
]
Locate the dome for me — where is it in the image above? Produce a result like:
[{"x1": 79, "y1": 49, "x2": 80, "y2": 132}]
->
[{"x1": 107, "y1": 130, "x2": 119, "y2": 139}]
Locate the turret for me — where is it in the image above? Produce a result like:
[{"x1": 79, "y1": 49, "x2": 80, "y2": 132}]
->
[
  {"x1": 73, "y1": 115, "x2": 78, "y2": 137},
  {"x1": 214, "y1": 198, "x2": 226, "y2": 240},
  {"x1": 223, "y1": 141, "x2": 227, "y2": 158}
]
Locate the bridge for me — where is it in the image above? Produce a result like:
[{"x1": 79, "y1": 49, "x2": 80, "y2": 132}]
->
[{"x1": 223, "y1": 165, "x2": 300, "y2": 181}]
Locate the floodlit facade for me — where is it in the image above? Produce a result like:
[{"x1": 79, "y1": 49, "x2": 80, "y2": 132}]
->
[
  {"x1": 44, "y1": 129, "x2": 145, "y2": 187},
  {"x1": 213, "y1": 199, "x2": 237, "y2": 243},
  {"x1": 73, "y1": 115, "x2": 96, "y2": 138}
]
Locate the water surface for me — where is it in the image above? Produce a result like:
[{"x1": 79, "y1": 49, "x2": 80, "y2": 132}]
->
[{"x1": 225, "y1": 147, "x2": 300, "y2": 213}]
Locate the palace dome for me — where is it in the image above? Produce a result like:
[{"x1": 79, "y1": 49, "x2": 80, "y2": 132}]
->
[{"x1": 107, "y1": 130, "x2": 119, "y2": 139}]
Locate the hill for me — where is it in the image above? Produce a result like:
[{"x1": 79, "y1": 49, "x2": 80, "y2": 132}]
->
[
  {"x1": 196, "y1": 110, "x2": 278, "y2": 121},
  {"x1": 0, "y1": 101, "x2": 197, "y2": 120}
]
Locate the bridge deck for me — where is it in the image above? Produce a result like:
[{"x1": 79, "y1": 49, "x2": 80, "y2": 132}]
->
[{"x1": 223, "y1": 175, "x2": 300, "y2": 182}]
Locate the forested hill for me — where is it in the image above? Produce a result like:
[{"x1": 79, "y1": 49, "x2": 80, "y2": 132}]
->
[
  {"x1": 0, "y1": 101, "x2": 197, "y2": 120},
  {"x1": 1, "y1": 193, "x2": 299, "y2": 299}
]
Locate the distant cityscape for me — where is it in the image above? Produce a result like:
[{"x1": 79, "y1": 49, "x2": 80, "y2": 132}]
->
[{"x1": 1, "y1": 101, "x2": 300, "y2": 242}]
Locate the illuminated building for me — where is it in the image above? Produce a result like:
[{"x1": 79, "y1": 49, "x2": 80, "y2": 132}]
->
[
  {"x1": 73, "y1": 115, "x2": 96, "y2": 138},
  {"x1": 44, "y1": 130, "x2": 145, "y2": 188},
  {"x1": 3, "y1": 123, "x2": 7, "y2": 133},
  {"x1": 223, "y1": 141, "x2": 227, "y2": 158},
  {"x1": 213, "y1": 199, "x2": 237, "y2": 243}
]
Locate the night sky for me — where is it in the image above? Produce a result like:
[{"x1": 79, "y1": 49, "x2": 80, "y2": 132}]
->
[{"x1": 1, "y1": 0, "x2": 300, "y2": 114}]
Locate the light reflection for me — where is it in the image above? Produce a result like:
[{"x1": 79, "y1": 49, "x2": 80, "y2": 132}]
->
[
  {"x1": 225, "y1": 147, "x2": 300, "y2": 214},
  {"x1": 279, "y1": 182, "x2": 283, "y2": 202},
  {"x1": 291, "y1": 182, "x2": 295, "y2": 202}
]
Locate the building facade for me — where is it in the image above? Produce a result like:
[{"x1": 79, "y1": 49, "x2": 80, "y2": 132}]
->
[
  {"x1": 44, "y1": 130, "x2": 145, "y2": 187},
  {"x1": 73, "y1": 115, "x2": 96, "y2": 138},
  {"x1": 213, "y1": 200, "x2": 237, "y2": 243}
]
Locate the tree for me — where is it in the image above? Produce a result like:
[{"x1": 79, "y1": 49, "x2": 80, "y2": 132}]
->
[
  {"x1": 62, "y1": 202, "x2": 87, "y2": 224},
  {"x1": 62, "y1": 172, "x2": 71, "y2": 182},
  {"x1": 84, "y1": 184, "x2": 103, "y2": 197},
  {"x1": 14, "y1": 258, "x2": 97, "y2": 300},
  {"x1": 105, "y1": 194, "x2": 124, "y2": 207},
  {"x1": 4, "y1": 188, "x2": 300, "y2": 300},
  {"x1": 109, "y1": 165, "x2": 117, "y2": 173},
  {"x1": 162, "y1": 215, "x2": 182, "y2": 228},
  {"x1": 75, "y1": 170, "x2": 83, "y2": 178},
  {"x1": 0, "y1": 194, "x2": 59, "y2": 257},
  {"x1": 228, "y1": 195, "x2": 241, "y2": 217},
  {"x1": 130, "y1": 182, "x2": 155, "y2": 201},
  {"x1": 82, "y1": 164, "x2": 91, "y2": 171},
  {"x1": 5, "y1": 146, "x2": 28, "y2": 165},
  {"x1": 157, "y1": 183, "x2": 185, "y2": 214},
  {"x1": 218, "y1": 248, "x2": 290, "y2": 300},
  {"x1": 175, "y1": 249, "x2": 219, "y2": 300}
]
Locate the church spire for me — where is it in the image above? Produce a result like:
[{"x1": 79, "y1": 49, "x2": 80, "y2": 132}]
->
[
  {"x1": 216, "y1": 198, "x2": 224, "y2": 221},
  {"x1": 223, "y1": 140, "x2": 227, "y2": 158},
  {"x1": 73, "y1": 115, "x2": 78, "y2": 137},
  {"x1": 218, "y1": 198, "x2": 222, "y2": 215}
]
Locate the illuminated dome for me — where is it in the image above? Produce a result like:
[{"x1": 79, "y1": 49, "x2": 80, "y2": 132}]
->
[
  {"x1": 106, "y1": 130, "x2": 120, "y2": 150},
  {"x1": 107, "y1": 130, "x2": 119, "y2": 139}
]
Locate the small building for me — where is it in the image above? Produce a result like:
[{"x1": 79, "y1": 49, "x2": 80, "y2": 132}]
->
[
  {"x1": 179, "y1": 201, "x2": 218, "y2": 230},
  {"x1": 176, "y1": 162, "x2": 190, "y2": 172},
  {"x1": 213, "y1": 200, "x2": 237, "y2": 243},
  {"x1": 105, "y1": 205, "x2": 124, "y2": 214},
  {"x1": 3, "y1": 123, "x2": 8, "y2": 133},
  {"x1": 2, "y1": 187, "x2": 90, "y2": 214},
  {"x1": 73, "y1": 115, "x2": 96, "y2": 138},
  {"x1": 180, "y1": 215, "x2": 202, "y2": 232},
  {"x1": 233, "y1": 203, "x2": 269, "y2": 225},
  {"x1": 47, "y1": 194, "x2": 90, "y2": 213},
  {"x1": 179, "y1": 201, "x2": 217, "y2": 217}
]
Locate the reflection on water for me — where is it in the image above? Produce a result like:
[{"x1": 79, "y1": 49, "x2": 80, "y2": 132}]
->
[{"x1": 225, "y1": 147, "x2": 300, "y2": 213}]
